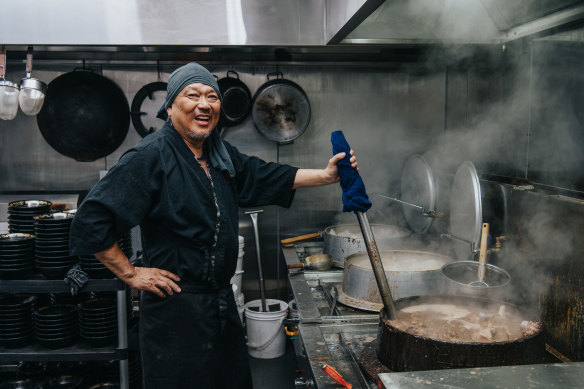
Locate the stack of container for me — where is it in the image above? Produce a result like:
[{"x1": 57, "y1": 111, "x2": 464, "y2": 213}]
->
[{"x1": 231, "y1": 235, "x2": 245, "y2": 321}]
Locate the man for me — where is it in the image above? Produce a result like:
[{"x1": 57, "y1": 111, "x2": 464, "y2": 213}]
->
[{"x1": 69, "y1": 62, "x2": 357, "y2": 388}]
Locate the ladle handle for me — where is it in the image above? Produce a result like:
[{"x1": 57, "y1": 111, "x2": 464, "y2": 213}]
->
[
  {"x1": 287, "y1": 263, "x2": 305, "y2": 269},
  {"x1": 356, "y1": 211, "x2": 397, "y2": 320},
  {"x1": 280, "y1": 232, "x2": 321, "y2": 246},
  {"x1": 478, "y1": 223, "x2": 489, "y2": 282}
]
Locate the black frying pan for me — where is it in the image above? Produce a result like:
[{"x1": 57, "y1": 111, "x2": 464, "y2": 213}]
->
[
  {"x1": 36, "y1": 70, "x2": 130, "y2": 162},
  {"x1": 217, "y1": 70, "x2": 252, "y2": 128}
]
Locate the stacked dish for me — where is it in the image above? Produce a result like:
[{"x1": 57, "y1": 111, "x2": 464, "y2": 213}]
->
[
  {"x1": 79, "y1": 298, "x2": 117, "y2": 347},
  {"x1": 0, "y1": 294, "x2": 36, "y2": 348},
  {"x1": 33, "y1": 304, "x2": 78, "y2": 349},
  {"x1": 79, "y1": 233, "x2": 132, "y2": 279},
  {"x1": 97, "y1": 353, "x2": 141, "y2": 388},
  {"x1": 117, "y1": 232, "x2": 133, "y2": 260},
  {"x1": 79, "y1": 256, "x2": 114, "y2": 279},
  {"x1": 8, "y1": 200, "x2": 52, "y2": 234},
  {"x1": 0, "y1": 233, "x2": 35, "y2": 279},
  {"x1": 34, "y1": 213, "x2": 76, "y2": 280}
]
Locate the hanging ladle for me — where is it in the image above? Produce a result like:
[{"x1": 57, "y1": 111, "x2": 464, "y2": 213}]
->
[{"x1": 468, "y1": 222, "x2": 490, "y2": 287}]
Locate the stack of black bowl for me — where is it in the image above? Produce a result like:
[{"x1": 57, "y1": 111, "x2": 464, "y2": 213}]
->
[
  {"x1": 117, "y1": 232, "x2": 133, "y2": 260},
  {"x1": 78, "y1": 298, "x2": 117, "y2": 347},
  {"x1": 79, "y1": 256, "x2": 114, "y2": 279},
  {"x1": 0, "y1": 233, "x2": 35, "y2": 279},
  {"x1": 79, "y1": 233, "x2": 132, "y2": 279},
  {"x1": 8, "y1": 200, "x2": 52, "y2": 234},
  {"x1": 94, "y1": 288, "x2": 134, "y2": 323},
  {"x1": 33, "y1": 304, "x2": 78, "y2": 349},
  {"x1": 34, "y1": 213, "x2": 77, "y2": 280},
  {"x1": 0, "y1": 294, "x2": 36, "y2": 348},
  {"x1": 95, "y1": 354, "x2": 141, "y2": 388}
]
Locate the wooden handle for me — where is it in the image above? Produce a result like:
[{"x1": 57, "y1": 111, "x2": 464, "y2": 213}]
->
[
  {"x1": 287, "y1": 263, "x2": 305, "y2": 269},
  {"x1": 280, "y1": 232, "x2": 320, "y2": 246},
  {"x1": 478, "y1": 223, "x2": 489, "y2": 280}
]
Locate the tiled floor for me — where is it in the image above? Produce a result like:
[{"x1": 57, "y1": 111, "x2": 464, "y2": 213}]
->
[{"x1": 249, "y1": 339, "x2": 298, "y2": 389}]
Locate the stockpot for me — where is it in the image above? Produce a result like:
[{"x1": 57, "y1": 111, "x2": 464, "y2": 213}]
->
[{"x1": 323, "y1": 223, "x2": 410, "y2": 265}]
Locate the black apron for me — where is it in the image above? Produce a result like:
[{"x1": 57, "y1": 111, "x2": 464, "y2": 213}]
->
[{"x1": 139, "y1": 283, "x2": 252, "y2": 389}]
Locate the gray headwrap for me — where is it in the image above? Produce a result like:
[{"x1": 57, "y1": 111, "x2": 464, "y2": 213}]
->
[{"x1": 157, "y1": 62, "x2": 235, "y2": 178}]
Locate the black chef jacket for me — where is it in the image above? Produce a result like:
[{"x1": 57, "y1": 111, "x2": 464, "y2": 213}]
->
[{"x1": 69, "y1": 121, "x2": 299, "y2": 389}]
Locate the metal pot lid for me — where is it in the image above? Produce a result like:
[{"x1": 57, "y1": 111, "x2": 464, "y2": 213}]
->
[
  {"x1": 448, "y1": 161, "x2": 482, "y2": 250},
  {"x1": 400, "y1": 154, "x2": 435, "y2": 233},
  {"x1": 251, "y1": 75, "x2": 311, "y2": 144}
]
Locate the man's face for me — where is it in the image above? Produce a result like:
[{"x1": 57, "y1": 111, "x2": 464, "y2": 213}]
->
[{"x1": 167, "y1": 83, "x2": 221, "y2": 143}]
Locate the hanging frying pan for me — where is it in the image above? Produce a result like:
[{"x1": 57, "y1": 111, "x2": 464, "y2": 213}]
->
[
  {"x1": 217, "y1": 71, "x2": 252, "y2": 128},
  {"x1": 36, "y1": 69, "x2": 130, "y2": 162},
  {"x1": 251, "y1": 71, "x2": 311, "y2": 144},
  {"x1": 130, "y1": 81, "x2": 168, "y2": 137}
]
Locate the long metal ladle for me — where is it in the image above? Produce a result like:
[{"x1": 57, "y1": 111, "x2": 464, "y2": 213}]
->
[
  {"x1": 469, "y1": 223, "x2": 490, "y2": 287},
  {"x1": 245, "y1": 209, "x2": 267, "y2": 312},
  {"x1": 356, "y1": 211, "x2": 397, "y2": 320}
]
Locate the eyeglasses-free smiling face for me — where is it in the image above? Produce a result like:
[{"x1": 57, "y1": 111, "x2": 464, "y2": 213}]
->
[{"x1": 167, "y1": 83, "x2": 221, "y2": 145}]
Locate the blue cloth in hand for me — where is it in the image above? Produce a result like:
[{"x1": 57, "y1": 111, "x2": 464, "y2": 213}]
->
[{"x1": 331, "y1": 130, "x2": 372, "y2": 213}]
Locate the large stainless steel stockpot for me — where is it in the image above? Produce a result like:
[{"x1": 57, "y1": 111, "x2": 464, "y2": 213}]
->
[
  {"x1": 323, "y1": 224, "x2": 410, "y2": 265},
  {"x1": 336, "y1": 250, "x2": 454, "y2": 312}
]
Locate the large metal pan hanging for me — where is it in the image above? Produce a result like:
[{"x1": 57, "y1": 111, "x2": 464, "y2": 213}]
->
[
  {"x1": 218, "y1": 70, "x2": 252, "y2": 128},
  {"x1": 36, "y1": 69, "x2": 130, "y2": 162},
  {"x1": 251, "y1": 71, "x2": 311, "y2": 144}
]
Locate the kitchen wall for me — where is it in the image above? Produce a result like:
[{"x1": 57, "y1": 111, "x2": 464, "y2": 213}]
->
[{"x1": 0, "y1": 39, "x2": 583, "y2": 359}]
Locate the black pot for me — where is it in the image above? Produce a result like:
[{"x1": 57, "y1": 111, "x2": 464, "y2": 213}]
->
[
  {"x1": 251, "y1": 71, "x2": 311, "y2": 144},
  {"x1": 37, "y1": 70, "x2": 130, "y2": 162},
  {"x1": 217, "y1": 71, "x2": 252, "y2": 128},
  {"x1": 376, "y1": 295, "x2": 547, "y2": 372}
]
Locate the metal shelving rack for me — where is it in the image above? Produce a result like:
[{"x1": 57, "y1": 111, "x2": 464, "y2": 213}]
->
[{"x1": 0, "y1": 278, "x2": 130, "y2": 389}]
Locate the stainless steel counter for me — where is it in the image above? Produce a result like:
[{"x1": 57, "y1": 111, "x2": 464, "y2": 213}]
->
[
  {"x1": 378, "y1": 362, "x2": 584, "y2": 388},
  {"x1": 284, "y1": 246, "x2": 379, "y2": 389},
  {"x1": 283, "y1": 246, "x2": 584, "y2": 389}
]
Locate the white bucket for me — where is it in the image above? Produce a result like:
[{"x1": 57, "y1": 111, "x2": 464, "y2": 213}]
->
[
  {"x1": 231, "y1": 270, "x2": 244, "y2": 296},
  {"x1": 244, "y1": 299, "x2": 288, "y2": 359}
]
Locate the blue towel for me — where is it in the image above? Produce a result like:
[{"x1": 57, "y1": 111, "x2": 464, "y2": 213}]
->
[{"x1": 331, "y1": 131, "x2": 372, "y2": 213}]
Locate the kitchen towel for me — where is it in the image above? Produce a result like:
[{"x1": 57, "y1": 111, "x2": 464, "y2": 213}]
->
[{"x1": 331, "y1": 130, "x2": 372, "y2": 213}]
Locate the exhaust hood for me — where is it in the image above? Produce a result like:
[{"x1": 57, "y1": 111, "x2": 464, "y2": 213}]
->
[
  {"x1": 337, "y1": 0, "x2": 584, "y2": 44},
  {"x1": 0, "y1": 0, "x2": 583, "y2": 63}
]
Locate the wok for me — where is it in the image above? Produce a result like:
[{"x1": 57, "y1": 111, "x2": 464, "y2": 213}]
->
[
  {"x1": 37, "y1": 69, "x2": 130, "y2": 162},
  {"x1": 251, "y1": 71, "x2": 310, "y2": 144},
  {"x1": 218, "y1": 70, "x2": 252, "y2": 127}
]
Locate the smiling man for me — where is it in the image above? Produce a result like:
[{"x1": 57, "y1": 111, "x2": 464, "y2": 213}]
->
[{"x1": 69, "y1": 62, "x2": 357, "y2": 389}]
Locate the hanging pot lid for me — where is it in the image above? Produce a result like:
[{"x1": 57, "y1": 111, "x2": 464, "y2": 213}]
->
[
  {"x1": 130, "y1": 81, "x2": 168, "y2": 138},
  {"x1": 448, "y1": 161, "x2": 483, "y2": 250},
  {"x1": 400, "y1": 154, "x2": 435, "y2": 233},
  {"x1": 218, "y1": 70, "x2": 252, "y2": 128},
  {"x1": 251, "y1": 71, "x2": 311, "y2": 144}
]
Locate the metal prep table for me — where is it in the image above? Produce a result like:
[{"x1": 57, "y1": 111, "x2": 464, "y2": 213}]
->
[{"x1": 283, "y1": 246, "x2": 584, "y2": 389}]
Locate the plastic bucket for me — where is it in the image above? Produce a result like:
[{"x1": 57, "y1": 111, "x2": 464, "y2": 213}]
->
[
  {"x1": 244, "y1": 299, "x2": 288, "y2": 359},
  {"x1": 231, "y1": 270, "x2": 244, "y2": 297}
]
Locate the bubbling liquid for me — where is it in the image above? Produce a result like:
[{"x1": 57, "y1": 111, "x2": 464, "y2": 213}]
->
[{"x1": 386, "y1": 302, "x2": 541, "y2": 343}]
